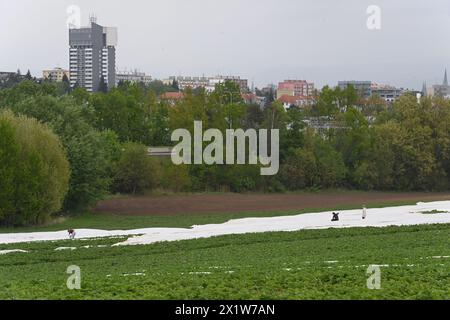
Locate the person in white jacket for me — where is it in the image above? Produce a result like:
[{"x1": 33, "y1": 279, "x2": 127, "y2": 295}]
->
[{"x1": 362, "y1": 206, "x2": 367, "y2": 220}]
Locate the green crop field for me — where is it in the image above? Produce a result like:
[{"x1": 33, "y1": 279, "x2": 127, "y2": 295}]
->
[{"x1": 0, "y1": 223, "x2": 449, "y2": 300}]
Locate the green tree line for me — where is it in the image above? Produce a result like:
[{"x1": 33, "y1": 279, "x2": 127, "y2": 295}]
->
[{"x1": 0, "y1": 79, "x2": 449, "y2": 225}]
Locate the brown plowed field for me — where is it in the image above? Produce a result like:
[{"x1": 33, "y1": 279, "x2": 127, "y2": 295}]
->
[{"x1": 92, "y1": 192, "x2": 450, "y2": 216}]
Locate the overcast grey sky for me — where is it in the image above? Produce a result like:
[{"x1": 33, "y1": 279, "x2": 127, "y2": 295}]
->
[{"x1": 1, "y1": 0, "x2": 449, "y2": 89}]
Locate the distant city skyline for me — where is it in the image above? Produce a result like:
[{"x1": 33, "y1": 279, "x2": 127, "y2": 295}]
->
[{"x1": 1, "y1": 0, "x2": 450, "y2": 90}]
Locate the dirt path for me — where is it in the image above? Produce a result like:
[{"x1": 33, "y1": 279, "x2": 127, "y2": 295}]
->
[{"x1": 92, "y1": 192, "x2": 450, "y2": 216}]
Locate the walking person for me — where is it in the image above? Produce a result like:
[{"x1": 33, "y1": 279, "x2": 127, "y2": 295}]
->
[
  {"x1": 362, "y1": 205, "x2": 367, "y2": 220},
  {"x1": 68, "y1": 229, "x2": 76, "y2": 240}
]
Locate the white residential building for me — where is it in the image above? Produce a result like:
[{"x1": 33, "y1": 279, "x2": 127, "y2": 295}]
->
[{"x1": 116, "y1": 70, "x2": 152, "y2": 86}]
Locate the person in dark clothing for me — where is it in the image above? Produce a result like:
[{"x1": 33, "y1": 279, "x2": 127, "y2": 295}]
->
[
  {"x1": 331, "y1": 212, "x2": 340, "y2": 222},
  {"x1": 68, "y1": 229, "x2": 76, "y2": 239}
]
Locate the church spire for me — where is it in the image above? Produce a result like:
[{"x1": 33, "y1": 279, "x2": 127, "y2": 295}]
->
[
  {"x1": 444, "y1": 69, "x2": 448, "y2": 86},
  {"x1": 422, "y1": 81, "x2": 427, "y2": 97}
]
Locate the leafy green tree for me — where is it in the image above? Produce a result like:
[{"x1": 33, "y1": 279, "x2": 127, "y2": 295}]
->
[
  {"x1": 171, "y1": 80, "x2": 180, "y2": 91},
  {"x1": 148, "y1": 95, "x2": 171, "y2": 146},
  {"x1": 209, "y1": 81, "x2": 245, "y2": 130},
  {"x1": 244, "y1": 104, "x2": 264, "y2": 129},
  {"x1": 313, "y1": 85, "x2": 340, "y2": 116},
  {"x1": 98, "y1": 76, "x2": 108, "y2": 93},
  {"x1": 280, "y1": 148, "x2": 318, "y2": 190},
  {"x1": 90, "y1": 82, "x2": 153, "y2": 144},
  {"x1": 281, "y1": 107, "x2": 306, "y2": 160},
  {"x1": 372, "y1": 95, "x2": 441, "y2": 190},
  {"x1": 213, "y1": 81, "x2": 243, "y2": 105},
  {"x1": 0, "y1": 118, "x2": 19, "y2": 224},
  {"x1": 263, "y1": 100, "x2": 287, "y2": 130},
  {"x1": 114, "y1": 143, "x2": 160, "y2": 194},
  {"x1": 334, "y1": 107, "x2": 371, "y2": 184},
  {"x1": 169, "y1": 88, "x2": 209, "y2": 134},
  {"x1": 25, "y1": 70, "x2": 33, "y2": 81},
  {"x1": 313, "y1": 137, "x2": 346, "y2": 188},
  {"x1": 341, "y1": 84, "x2": 358, "y2": 107},
  {"x1": 224, "y1": 165, "x2": 261, "y2": 192},
  {"x1": 0, "y1": 94, "x2": 120, "y2": 210},
  {"x1": 70, "y1": 86, "x2": 90, "y2": 105},
  {"x1": 147, "y1": 80, "x2": 178, "y2": 95},
  {"x1": 61, "y1": 74, "x2": 71, "y2": 94},
  {"x1": 361, "y1": 94, "x2": 387, "y2": 116},
  {"x1": 429, "y1": 97, "x2": 450, "y2": 189},
  {"x1": 353, "y1": 122, "x2": 403, "y2": 190},
  {"x1": 161, "y1": 162, "x2": 192, "y2": 192},
  {"x1": 0, "y1": 111, "x2": 70, "y2": 226}
]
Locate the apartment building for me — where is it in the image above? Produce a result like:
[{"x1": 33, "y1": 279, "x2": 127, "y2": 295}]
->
[
  {"x1": 371, "y1": 83, "x2": 404, "y2": 102},
  {"x1": 116, "y1": 70, "x2": 152, "y2": 86},
  {"x1": 338, "y1": 81, "x2": 372, "y2": 99},
  {"x1": 277, "y1": 80, "x2": 314, "y2": 99},
  {"x1": 69, "y1": 17, "x2": 117, "y2": 92},
  {"x1": 166, "y1": 75, "x2": 249, "y2": 93},
  {"x1": 42, "y1": 67, "x2": 70, "y2": 82}
]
